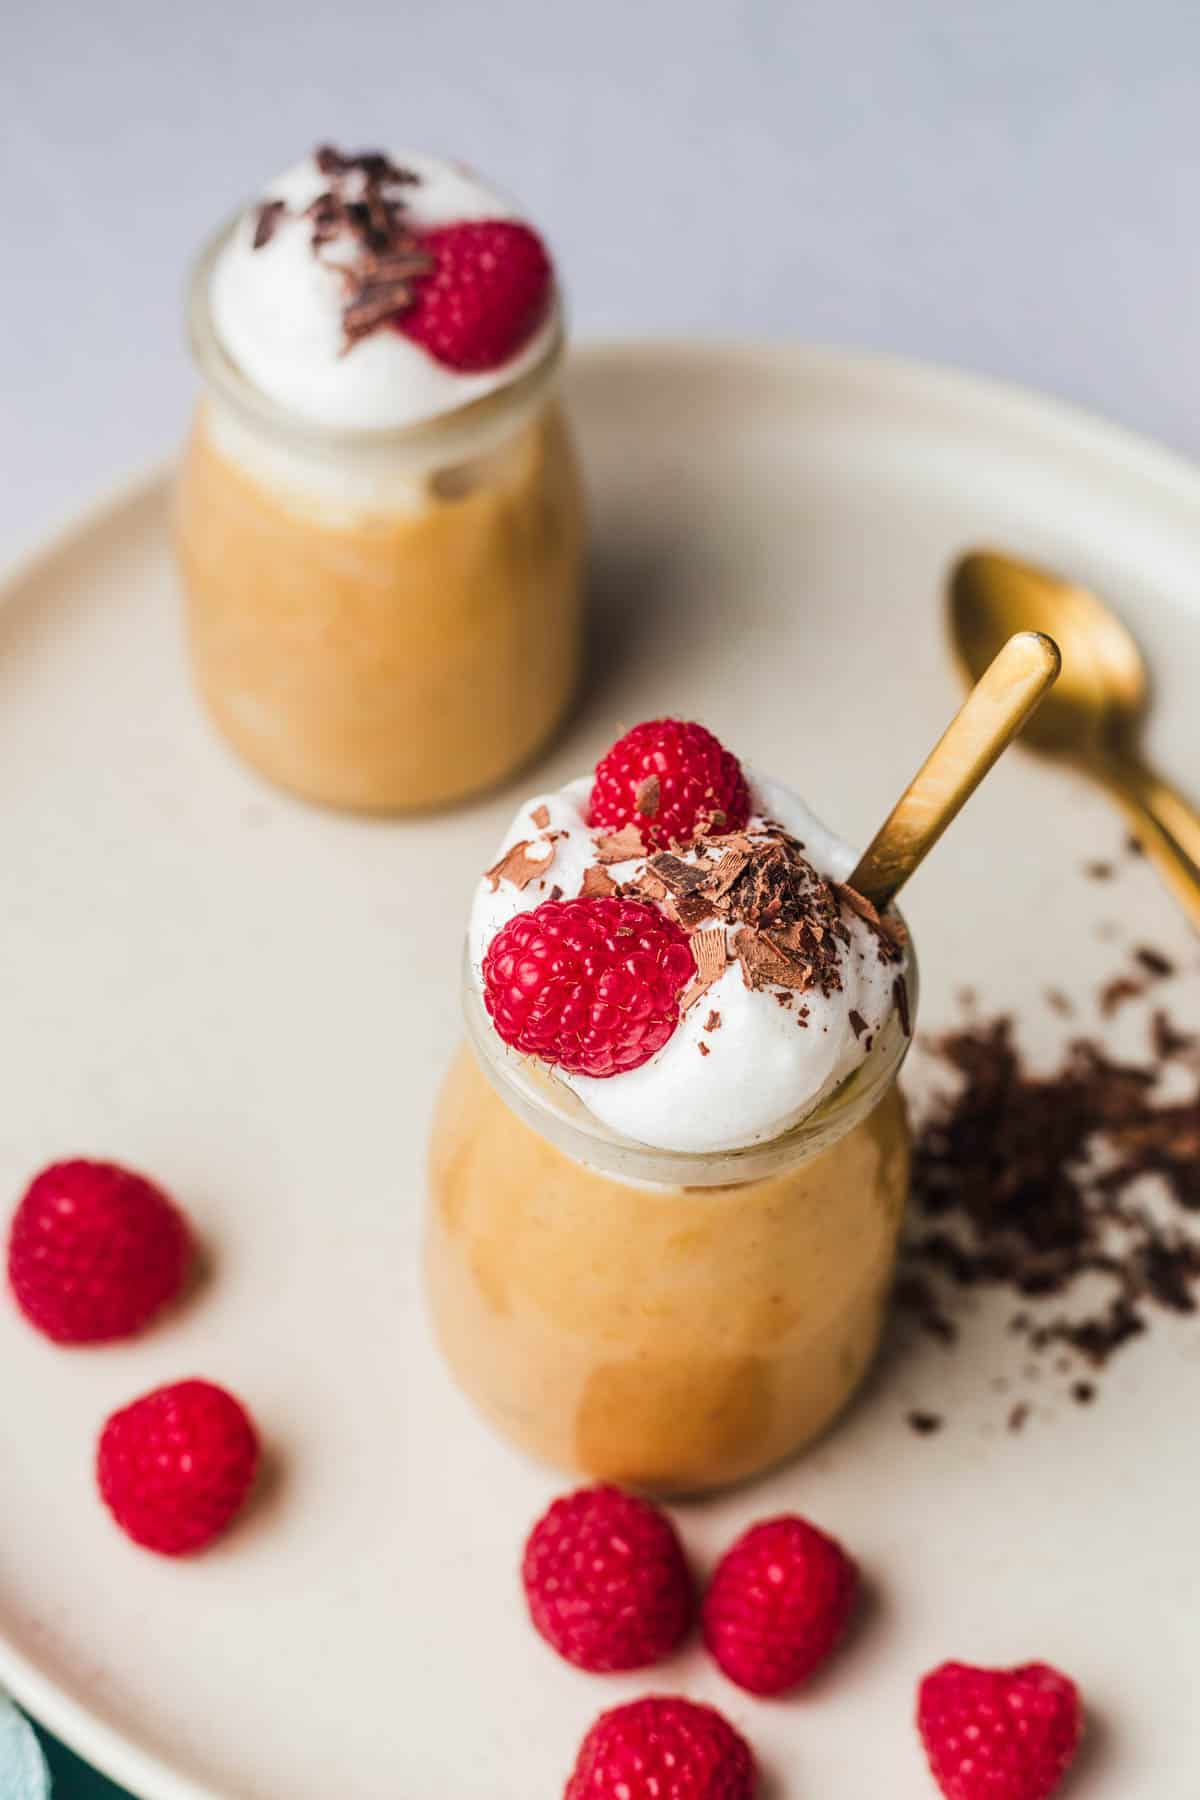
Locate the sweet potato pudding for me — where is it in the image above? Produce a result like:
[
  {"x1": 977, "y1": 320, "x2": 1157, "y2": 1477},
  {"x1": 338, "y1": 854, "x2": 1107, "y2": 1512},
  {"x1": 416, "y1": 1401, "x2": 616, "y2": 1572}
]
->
[{"x1": 175, "y1": 144, "x2": 585, "y2": 812}]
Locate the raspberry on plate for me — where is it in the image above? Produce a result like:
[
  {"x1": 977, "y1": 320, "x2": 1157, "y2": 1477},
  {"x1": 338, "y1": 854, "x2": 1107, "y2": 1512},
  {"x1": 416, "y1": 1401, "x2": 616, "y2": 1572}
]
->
[
  {"x1": 565, "y1": 1695, "x2": 756, "y2": 1800},
  {"x1": 7, "y1": 1158, "x2": 192, "y2": 1344},
  {"x1": 917, "y1": 1660, "x2": 1083, "y2": 1800},
  {"x1": 97, "y1": 1379, "x2": 260, "y2": 1556},
  {"x1": 702, "y1": 1514, "x2": 857, "y2": 1695},
  {"x1": 523, "y1": 1484, "x2": 692, "y2": 1672},
  {"x1": 590, "y1": 719, "x2": 751, "y2": 851},
  {"x1": 398, "y1": 220, "x2": 552, "y2": 372},
  {"x1": 482, "y1": 895, "x2": 695, "y2": 1078}
]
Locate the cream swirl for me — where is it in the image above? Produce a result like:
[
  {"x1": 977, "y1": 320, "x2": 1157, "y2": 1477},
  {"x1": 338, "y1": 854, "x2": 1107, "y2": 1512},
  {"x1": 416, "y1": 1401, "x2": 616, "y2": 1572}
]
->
[{"x1": 468, "y1": 772, "x2": 909, "y2": 1154}]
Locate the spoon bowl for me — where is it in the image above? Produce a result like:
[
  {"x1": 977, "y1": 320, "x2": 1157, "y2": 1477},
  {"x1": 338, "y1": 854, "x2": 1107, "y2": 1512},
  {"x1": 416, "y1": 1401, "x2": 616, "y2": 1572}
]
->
[
  {"x1": 948, "y1": 549, "x2": 1200, "y2": 930},
  {"x1": 950, "y1": 551, "x2": 1146, "y2": 755}
]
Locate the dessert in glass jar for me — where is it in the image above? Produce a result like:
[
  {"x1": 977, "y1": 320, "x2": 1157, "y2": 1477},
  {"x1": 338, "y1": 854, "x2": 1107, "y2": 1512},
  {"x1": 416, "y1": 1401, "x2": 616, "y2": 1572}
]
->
[
  {"x1": 426, "y1": 719, "x2": 915, "y2": 1495},
  {"x1": 175, "y1": 144, "x2": 585, "y2": 813}
]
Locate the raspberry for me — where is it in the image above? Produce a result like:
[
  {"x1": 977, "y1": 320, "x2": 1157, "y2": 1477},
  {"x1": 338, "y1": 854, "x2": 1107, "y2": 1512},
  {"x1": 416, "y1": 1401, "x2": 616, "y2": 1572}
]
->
[
  {"x1": 399, "y1": 220, "x2": 552, "y2": 371},
  {"x1": 97, "y1": 1379, "x2": 260, "y2": 1556},
  {"x1": 702, "y1": 1515, "x2": 857, "y2": 1696},
  {"x1": 7, "y1": 1159, "x2": 192, "y2": 1344},
  {"x1": 917, "y1": 1661, "x2": 1083, "y2": 1800},
  {"x1": 482, "y1": 896, "x2": 694, "y2": 1078},
  {"x1": 590, "y1": 719, "x2": 751, "y2": 851},
  {"x1": 565, "y1": 1696, "x2": 756, "y2": 1800},
  {"x1": 523, "y1": 1484, "x2": 692, "y2": 1672}
]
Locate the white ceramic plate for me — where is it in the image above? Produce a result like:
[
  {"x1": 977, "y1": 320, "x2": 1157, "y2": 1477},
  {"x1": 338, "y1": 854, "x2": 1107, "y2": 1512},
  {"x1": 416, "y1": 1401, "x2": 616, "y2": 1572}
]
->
[{"x1": 2, "y1": 345, "x2": 1198, "y2": 1800}]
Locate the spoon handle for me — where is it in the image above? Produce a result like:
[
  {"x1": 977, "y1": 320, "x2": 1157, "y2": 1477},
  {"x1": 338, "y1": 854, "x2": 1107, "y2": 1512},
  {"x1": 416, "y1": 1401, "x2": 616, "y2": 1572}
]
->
[
  {"x1": 850, "y1": 631, "x2": 1061, "y2": 910},
  {"x1": 1096, "y1": 752, "x2": 1200, "y2": 933}
]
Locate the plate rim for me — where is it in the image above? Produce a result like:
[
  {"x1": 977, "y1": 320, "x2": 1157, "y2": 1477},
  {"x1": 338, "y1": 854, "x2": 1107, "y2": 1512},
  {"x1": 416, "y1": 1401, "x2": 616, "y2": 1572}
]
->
[{"x1": 3, "y1": 334, "x2": 1199, "y2": 1800}]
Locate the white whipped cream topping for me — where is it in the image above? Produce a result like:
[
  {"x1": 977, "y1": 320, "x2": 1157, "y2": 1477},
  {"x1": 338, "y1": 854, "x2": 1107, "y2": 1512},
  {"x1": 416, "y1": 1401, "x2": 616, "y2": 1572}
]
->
[
  {"x1": 209, "y1": 150, "x2": 559, "y2": 430},
  {"x1": 468, "y1": 772, "x2": 906, "y2": 1155}
]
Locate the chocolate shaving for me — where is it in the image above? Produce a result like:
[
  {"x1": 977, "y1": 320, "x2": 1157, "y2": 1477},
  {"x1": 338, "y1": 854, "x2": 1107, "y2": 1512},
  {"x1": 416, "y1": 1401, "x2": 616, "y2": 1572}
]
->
[
  {"x1": 629, "y1": 868, "x2": 670, "y2": 905},
  {"x1": 648, "y1": 852, "x2": 710, "y2": 895},
  {"x1": 698, "y1": 1041, "x2": 711, "y2": 1057},
  {"x1": 1135, "y1": 945, "x2": 1174, "y2": 979},
  {"x1": 530, "y1": 804, "x2": 551, "y2": 830},
  {"x1": 832, "y1": 882, "x2": 907, "y2": 959},
  {"x1": 705, "y1": 1010, "x2": 722, "y2": 1033},
  {"x1": 681, "y1": 928, "x2": 729, "y2": 1012},
  {"x1": 849, "y1": 1009, "x2": 868, "y2": 1040},
  {"x1": 580, "y1": 865, "x2": 619, "y2": 900},
  {"x1": 691, "y1": 929, "x2": 728, "y2": 987},
  {"x1": 252, "y1": 199, "x2": 286, "y2": 249},
  {"x1": 705, "y1": 848, "x2": 751, "y2": 899},
  {"x1": 250, "y1": 144, "x2": 429, "y2": 348},
  {"x1": 672, "y1": 893, "x2": 717, "y2": 931},
  {"x1": 484, "y1": 838, "x2": 555, "y2": 892},
  {"x1": 594, "y1": 824, "x2": 647, "y2": 865},
  {"x1": 634, "y1": 775, "x2": 661, "y2": 818},
  {"x1": 894, "y1": 974, "x2": 912, "y2": 1037}
]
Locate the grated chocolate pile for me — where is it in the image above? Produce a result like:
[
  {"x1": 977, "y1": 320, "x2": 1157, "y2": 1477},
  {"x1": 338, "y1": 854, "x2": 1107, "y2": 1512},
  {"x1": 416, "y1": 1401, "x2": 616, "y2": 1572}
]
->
[{"x1": 899, "y1": 953, "x2": 1200, "y2": 1430}]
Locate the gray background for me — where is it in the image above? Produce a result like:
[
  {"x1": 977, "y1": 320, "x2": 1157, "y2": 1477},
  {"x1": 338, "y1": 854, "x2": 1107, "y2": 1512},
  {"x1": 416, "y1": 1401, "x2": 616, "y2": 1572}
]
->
[{"x1": 4, "y1": 0, "x2": 1200, "y2": 551}]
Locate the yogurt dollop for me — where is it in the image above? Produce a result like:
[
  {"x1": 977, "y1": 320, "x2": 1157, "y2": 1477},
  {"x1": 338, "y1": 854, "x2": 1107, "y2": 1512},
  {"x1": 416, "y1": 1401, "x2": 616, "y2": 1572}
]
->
[
  {"x1": 469, "y1": 772, "x2": 909, "y2": 1155},
  {"x1": 209, "y1": 148, "x2": 559, "y2": 431}
]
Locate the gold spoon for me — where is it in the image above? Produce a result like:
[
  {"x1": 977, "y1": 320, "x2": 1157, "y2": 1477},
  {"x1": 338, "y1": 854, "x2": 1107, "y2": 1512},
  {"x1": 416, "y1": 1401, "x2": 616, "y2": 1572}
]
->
[
  {"x1": 949, "y1": 550, "x2": 1200, "y2": 931},
  {"x1": 850, "y1": 630, "x2": 1061, "y2": 909}
]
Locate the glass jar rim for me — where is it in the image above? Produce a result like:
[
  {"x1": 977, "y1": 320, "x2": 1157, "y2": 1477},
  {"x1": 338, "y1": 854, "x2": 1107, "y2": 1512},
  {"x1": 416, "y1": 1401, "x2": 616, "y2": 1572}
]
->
[
  {"x1": 460, "y1": 932, "x2": 917, "y2": 1188},
  {"x1": 184, "y1": 214, "x2": 566, "y2": 465}
]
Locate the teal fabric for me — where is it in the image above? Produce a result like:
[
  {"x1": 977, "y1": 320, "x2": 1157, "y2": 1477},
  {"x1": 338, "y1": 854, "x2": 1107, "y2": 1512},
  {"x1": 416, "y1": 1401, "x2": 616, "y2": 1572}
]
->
[{"x1": 31, "y1": 1723, "x2": 132, "y2": 1798}]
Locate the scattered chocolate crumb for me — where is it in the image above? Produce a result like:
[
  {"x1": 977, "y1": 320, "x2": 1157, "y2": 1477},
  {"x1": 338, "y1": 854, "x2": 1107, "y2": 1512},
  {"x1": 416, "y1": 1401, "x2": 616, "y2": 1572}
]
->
[
  {"x1": 704, "y1": 1010, "x2": 722, "y2": 1033},
  {"x1": 634, "y1": 775, "x2": 661, "y2": 818},
  {"x1": 252, "y1": 198, "x2": 286, "y2": 249},
  {"x1": 1126, "y1": 834, "x2": 1146, "y2": 857},
  {"x1": 1099, "y1": 975, "x2": 1143, "y2": 1017},
  {"x1": 580, "y1": 865, "x2": 619, "y2": 900},
  {"x1": 548, "y1": 885, "x2": 563, "y2": 903},
  {"x1": 1045, "y1": 989, "x2": 1074, "y2": 1016},
  {"x1": 484, "y1": 838, "x2": 555, "y2": 892},
  {"x1": 1085, "y1": 861, "x2": 1115, "y2": 881},
  {"x1": 698, "y1": 1041, "x2": 711, "y2": 1057},
  {"x1": 530, "y1": 804, "x2": 551, "y2": 830},
  {"x1": 903, "y1": 985, "x2": 1200, "y2": 1424},
  {"x1": 1008, "y1": 1403, "x2": 1030, "y2": 1433},
  {"x1": 1152, "y1": 1010, "x2": 1197, "y2": 1061},
  {"x1": 849, "y1": 1009, "x2": 868, "y2": 1040},
  {"x1": 1072, "y1": 1381, "x2": 1096, "y2": 1404},
  {"x1": 1135, "y1": 945, "x2": 1174, "y2": 979},
  {"x1": 595, "y1": 823, "x2": 650, "y2": 865},
  {"x1": 907, "y1": 1411, "x2": 943, "y2": 1435},
  {"x1": 894, "y1": 1275, "x2": 957, "y2": 1344}
]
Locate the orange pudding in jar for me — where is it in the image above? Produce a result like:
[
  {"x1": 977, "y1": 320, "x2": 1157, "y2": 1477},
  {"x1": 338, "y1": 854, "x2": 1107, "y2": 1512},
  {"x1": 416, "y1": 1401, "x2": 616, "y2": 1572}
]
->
[
  {"x1": 426, "y1": 719, "x2": 915, "y2": 1495},
  {"x1": 175, "y1": 145, "x2": 585, "y2": 813}
]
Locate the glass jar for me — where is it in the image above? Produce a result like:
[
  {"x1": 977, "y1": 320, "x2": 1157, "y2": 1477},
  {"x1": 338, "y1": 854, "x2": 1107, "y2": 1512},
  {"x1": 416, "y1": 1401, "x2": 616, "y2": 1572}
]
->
[
  {"x1": 425, "y1": 950, "x2": 915, "y2": 1496},
  {"x1": 174, "y1": 225, "x2": 586, "y2": 814}
]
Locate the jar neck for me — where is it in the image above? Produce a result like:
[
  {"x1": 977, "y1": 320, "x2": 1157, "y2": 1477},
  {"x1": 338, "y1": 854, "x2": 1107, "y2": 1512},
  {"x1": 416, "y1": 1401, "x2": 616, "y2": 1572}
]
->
[
  {"x1": 461, "y1": 949, "x2": 916, "y2": 1190},
  {"x1": 185, "y1": 217, "x2": 565, "y2": 510}
]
